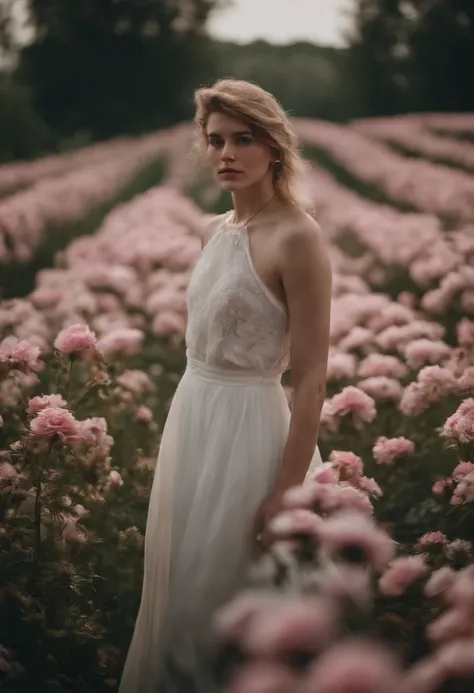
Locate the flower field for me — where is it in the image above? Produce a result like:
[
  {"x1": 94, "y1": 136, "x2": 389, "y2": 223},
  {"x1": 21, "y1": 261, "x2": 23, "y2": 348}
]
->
[{"x1": 1, "y1": 113, "x2": 474, "y2": 692}]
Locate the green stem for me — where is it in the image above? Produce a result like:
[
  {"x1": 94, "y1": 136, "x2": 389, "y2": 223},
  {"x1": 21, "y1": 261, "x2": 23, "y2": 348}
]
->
[{"x1": 33, "y1": 438, "x2": 55, "y2": 567}]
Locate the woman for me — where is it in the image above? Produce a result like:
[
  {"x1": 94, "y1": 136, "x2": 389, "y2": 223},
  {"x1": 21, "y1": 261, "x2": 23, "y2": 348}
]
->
[{"x1": 119, "y1": 79, "x2": 332, "y2": 692}]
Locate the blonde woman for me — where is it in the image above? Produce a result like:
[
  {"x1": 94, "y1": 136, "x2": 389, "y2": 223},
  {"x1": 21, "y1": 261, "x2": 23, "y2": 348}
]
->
[{"x1": 119, "y1": 79, "x2": 332, "y2": 692}]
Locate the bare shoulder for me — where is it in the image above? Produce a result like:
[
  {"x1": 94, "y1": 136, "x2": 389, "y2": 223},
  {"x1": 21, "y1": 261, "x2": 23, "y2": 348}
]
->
[
  {"x1": 279, "y1": 209, "x2": 331, "y2": 277},
  {"x1": 200, "y1": 212, "x2": 229, "y2": 249}
]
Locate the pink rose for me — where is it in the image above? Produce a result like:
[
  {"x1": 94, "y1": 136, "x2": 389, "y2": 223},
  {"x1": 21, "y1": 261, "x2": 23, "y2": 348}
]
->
[
  {"x1": 108, "y1": 470, "x2": 124, "y2": 487},
  {"x1": 30, "y1": 407, "x2": 81, "y2": 443},
  {"x1": 305, "y1": 640, "x2": 402, "y2": 693},
  {"x1": 329, "y1": 450, "x2": 364, "y2": 479},
  {"x1": 379, "y1": 555, "x2": 428, "y2": 597},
  {"x1": 97, "y1": 328, "x2": 144, "y2": 357},
  {"x1": 28, "y1": 394, "x2": 68, "y2": 414},
  {"x1": 329, "y1": 386, "x2": 377, "y2": 428},
  {"x1": 317, "y1": 510, "x2": 396, "y2": 570},
  {"x1": 457, "y1": 318, "x2": 474, "y2": 347},
  {"x1": 54, "y1": 323, "x2": 97, "y2": 355},
  {"x1": 357, "y1": 376, "x2": 403, "y2": 403},
  {"x1": 442, "y1": 398, "x2": 474, "y2": 444},
  {"x1": 269, "y1": 509, "x2": 322, "y2": 540},
  {"x1": 373, "y1": 436, "x2": 415, "y2": 466},
  {"x1": 136, "y1": 405, "x2": 153, "y2": 422},
  {"x1": 0, "y1": 462, "x2": 18, "y2": 480}
]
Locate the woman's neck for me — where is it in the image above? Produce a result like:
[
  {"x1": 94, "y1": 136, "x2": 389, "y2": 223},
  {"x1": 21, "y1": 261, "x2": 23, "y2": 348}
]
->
[{"x1": 231, "y1": 181, "x2": 279, "y2": 224}]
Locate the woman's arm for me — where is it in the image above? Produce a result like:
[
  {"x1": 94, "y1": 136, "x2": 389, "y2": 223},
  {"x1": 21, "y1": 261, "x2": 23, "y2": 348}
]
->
[{"x1": 274, "y1": 217, "x2": 332, "y2": 492}]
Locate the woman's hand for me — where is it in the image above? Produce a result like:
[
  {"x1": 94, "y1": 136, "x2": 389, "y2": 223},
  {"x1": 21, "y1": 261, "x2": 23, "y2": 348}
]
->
[{"x1": 253, "y1": 488, "x2": 286, "y2": 550}]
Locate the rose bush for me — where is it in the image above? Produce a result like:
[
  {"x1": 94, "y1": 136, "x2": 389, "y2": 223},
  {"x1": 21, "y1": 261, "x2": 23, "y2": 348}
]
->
[{"x1": 0, "y1": 114, "x2": 473, "y2": 691}]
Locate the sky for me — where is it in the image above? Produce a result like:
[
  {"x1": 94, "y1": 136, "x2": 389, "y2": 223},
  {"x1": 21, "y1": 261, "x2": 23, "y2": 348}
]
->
[{"x1": 208, "y1": 0, "x2": 353, "y2": 47}]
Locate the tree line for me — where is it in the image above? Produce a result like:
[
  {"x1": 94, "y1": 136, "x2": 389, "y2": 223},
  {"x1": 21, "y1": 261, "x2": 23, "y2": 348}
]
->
[{"x1": 0, "y1": 0, "x2": 473, "y2": 163}]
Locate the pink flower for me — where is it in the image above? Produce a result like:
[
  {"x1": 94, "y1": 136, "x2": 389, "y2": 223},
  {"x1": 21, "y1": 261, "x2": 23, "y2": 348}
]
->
[
  {"x1": 305, "y1": 640, "x2": 402, "y2": 693},
  {"x1": 357, "y1": 476, "x2": 383, "y2": 499},
  {"x1": 311, "y1": 462, "x2": 339, "y2": 485},
  {"x1": 54, "y1": 323, "x2": 96, "y2": 355},
  {"x1": 269, "y1": 509, "x2": 322, "y2": 540},
  {"x1": 97, "y1": 328, "x2": 144, "y2": 357},
  {"x1": 327, "y1": 351, "x2": 357, "y2": 381},
  {"x1": 30, "y1": 407, "x2": 81, "y2": 443},
  {"x1": 314, "y1": 564, "x2": 372, "y2": 607},
  {"x1": 0, "y1": 462, "x2": 18, "y2": 480},
  {"x1": 453, "y1": 461, "x2": 474, "y2": 480},
  {"x1": 416, "y1": 531, "x2": 447, "y2": 549},
  {"x1": 324, "y1": 484, "x2": 374, "y2": 516},
  {"x1": 442, "y1": 398, "x2": 474, "y2": 444},
  {"x1": 116, "y1": 369, "x2": 154, "y2": 394},
  {"x1": 457, "y1": 318, "x2": 474, "y2": 347},
  {"x1": 418, "y1": 365, "x2": 458, "y2": 395},
  {"x1": 436, "y1": 639, "x2": 474, "y2": 678},
  {"x1": 444, "y1": 539, "x2": 472, "y2": 560},
  {"x1": 372, "y1": 436, "x2": 415, "y2": 466},
  {"x1": 225, "y1": 662, "x2": 297, "y2": 693},
  {"x1": 108, "y1": 470, "x2": 124, "y2": 487},
  {"x1": 0, "y1": 335, "x2": 43, "y2": 372},
  {"x1": 243, "y1": 596, "x2": 336, "y2": 657},
  {"x1": 136, "y1": 405, "x2": 153, "y2": 422},
  {"x1": 152, "y1": 311, "x2": 186, "y2": 336},
  {"x1": 329, "y1": 450, "x2": 364, "y2": 479},
  {"x1": 358, "y1": 354, "x2": 407, "y2": 379},
  {"x1": 424, "y1": 567, "x2": 456, "y2": 598},
  {"x1": 446, "y1": 566, "x2": 474, "y2": 612},
  {"x1": 282, "y1": 481, "x2": 336, "y2": 511},
  {"x1": 403, "y1": 339, "x2": 451, "y2": 369},
  {"x1": 357, "y1": 376, "x2": 403, "y2": 402},
  {"x1": 379, "y1": 555, "x2": 428, "y2": 597},
  {"x1": 400, "y1": 366, "x2": 458, "y2": 416},
  {"x1": 428, "y1": 608, "x2": 474, "y2": 644},
  {"x1": 329, "y1": 386, "x2": 376, "y2": 428},
  {"x1": 316, "y1": 510, "x2": 396, "y2": 570},
  {"x1": 28, "y1": 394, "x2": 67, "y2": 414},
  {"x1": 458, "y1": 366, "x2": 474, "y2": 390},
  {"x1": 67, "y1": 530, "x2": 88, "y2": 544},
  {"x1": 432, "y1": 478, "x2": 452, "y2": 495},
  {"x1": 77, "y1": 417, "x2": 109, "y2": 446},
  {"x1": 214, "y1": 592, "x2": 281, "y2": 641}
]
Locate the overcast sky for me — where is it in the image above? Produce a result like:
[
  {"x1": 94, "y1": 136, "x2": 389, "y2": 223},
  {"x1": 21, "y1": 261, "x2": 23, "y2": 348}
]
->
[{"x1": 208, "y1": 0, "x2": 353, "y2": 46}]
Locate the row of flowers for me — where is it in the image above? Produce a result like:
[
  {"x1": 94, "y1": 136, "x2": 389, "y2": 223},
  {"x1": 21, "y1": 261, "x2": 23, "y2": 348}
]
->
[
  {"x1": 306, "y1": 165, "x2": 474, "y2": 321},
  {"x1": 0, "y1": 120, "x2": 473, "y2": 689},
  {"x1": 352, "y1": 114, "x2": 474, "y2": 170},
  {"x1": 0, "y1": 124, "x2": 193, "y2": 266},
  {"x1": 295, "y1": 117, "x2": 474, "y2": 224}
]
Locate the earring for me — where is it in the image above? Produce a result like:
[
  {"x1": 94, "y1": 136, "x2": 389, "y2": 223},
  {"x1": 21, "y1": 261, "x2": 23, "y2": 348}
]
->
[{"x1": 271, "y1": 160, "x2": 283, "y2": 182}]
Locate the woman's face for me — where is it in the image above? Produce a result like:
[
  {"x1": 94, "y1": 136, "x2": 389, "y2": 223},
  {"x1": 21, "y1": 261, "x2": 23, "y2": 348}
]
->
[{"x1": 205, "y1": 111, "x2": 274, "y2": 192}]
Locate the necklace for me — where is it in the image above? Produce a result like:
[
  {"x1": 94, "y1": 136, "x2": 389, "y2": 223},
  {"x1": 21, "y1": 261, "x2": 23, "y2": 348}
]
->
[{"x1": 228, "y1": 194, "x2": 276, "y2": 230}]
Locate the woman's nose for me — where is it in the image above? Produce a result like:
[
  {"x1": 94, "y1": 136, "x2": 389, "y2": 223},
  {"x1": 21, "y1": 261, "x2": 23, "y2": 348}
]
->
[{"x1": 221, "y1": 142, "x2": 236, "y2": 160}]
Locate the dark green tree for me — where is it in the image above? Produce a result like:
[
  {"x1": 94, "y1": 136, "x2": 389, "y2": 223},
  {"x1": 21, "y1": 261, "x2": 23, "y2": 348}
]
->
[
  {"x1": 403, "y1": 0, "x2": 474, "y2": 112},
  {"x1": 345, "y1": 0, "x2": 408, "y2": 116},
  {"x1": 16, "y1": 0, "x2": 229, "y2": 139},
  {"x1": 347, "y1": 0, "x2": 474, "y2": 116}
]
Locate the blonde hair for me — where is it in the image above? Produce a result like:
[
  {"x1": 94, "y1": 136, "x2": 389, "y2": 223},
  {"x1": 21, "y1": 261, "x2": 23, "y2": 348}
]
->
[{"x1": 193, "y1": 78, "x2": 313, "y2": 211}]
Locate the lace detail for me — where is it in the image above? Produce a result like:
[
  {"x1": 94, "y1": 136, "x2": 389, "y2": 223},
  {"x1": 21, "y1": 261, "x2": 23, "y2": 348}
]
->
[{"x1": 185, "y1": 217, "x2": 290, "y2": 375}]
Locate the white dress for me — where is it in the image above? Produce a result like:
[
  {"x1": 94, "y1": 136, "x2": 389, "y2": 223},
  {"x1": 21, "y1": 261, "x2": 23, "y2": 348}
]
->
[{"x1": 118, "y1": 212, "x2": 322, "y2": 692}]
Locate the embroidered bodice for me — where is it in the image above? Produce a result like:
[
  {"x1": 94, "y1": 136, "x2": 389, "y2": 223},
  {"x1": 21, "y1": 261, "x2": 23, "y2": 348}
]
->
[{"x1": 185, "y1": 214, "x2": 290, "y2": 375}]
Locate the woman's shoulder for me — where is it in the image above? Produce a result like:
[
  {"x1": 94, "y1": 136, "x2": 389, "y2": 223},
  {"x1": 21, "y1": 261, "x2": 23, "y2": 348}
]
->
[
  {"x1": 277, "y1": 207, "x2": 330, "y2": 275},
  {"x1": 199, "y1": 212, "x2": 230, "y2": 249},
  {"x1": 278, "y1": 207, "x2": 323, "y2": 247}
]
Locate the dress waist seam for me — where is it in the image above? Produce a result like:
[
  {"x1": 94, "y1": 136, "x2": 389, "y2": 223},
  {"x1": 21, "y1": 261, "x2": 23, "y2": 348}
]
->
[{"x1": 185, "y1": 354, "x2": 282, "y2": 387}]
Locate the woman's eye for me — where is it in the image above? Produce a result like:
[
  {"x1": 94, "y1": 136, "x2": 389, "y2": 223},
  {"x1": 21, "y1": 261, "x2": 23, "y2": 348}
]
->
[
  {"x1": 209, "y1": 138, "x2": 222, "y2": 148},
  {"x1": 238, "y1": 136, "x2": 252, "y2": 145}
]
